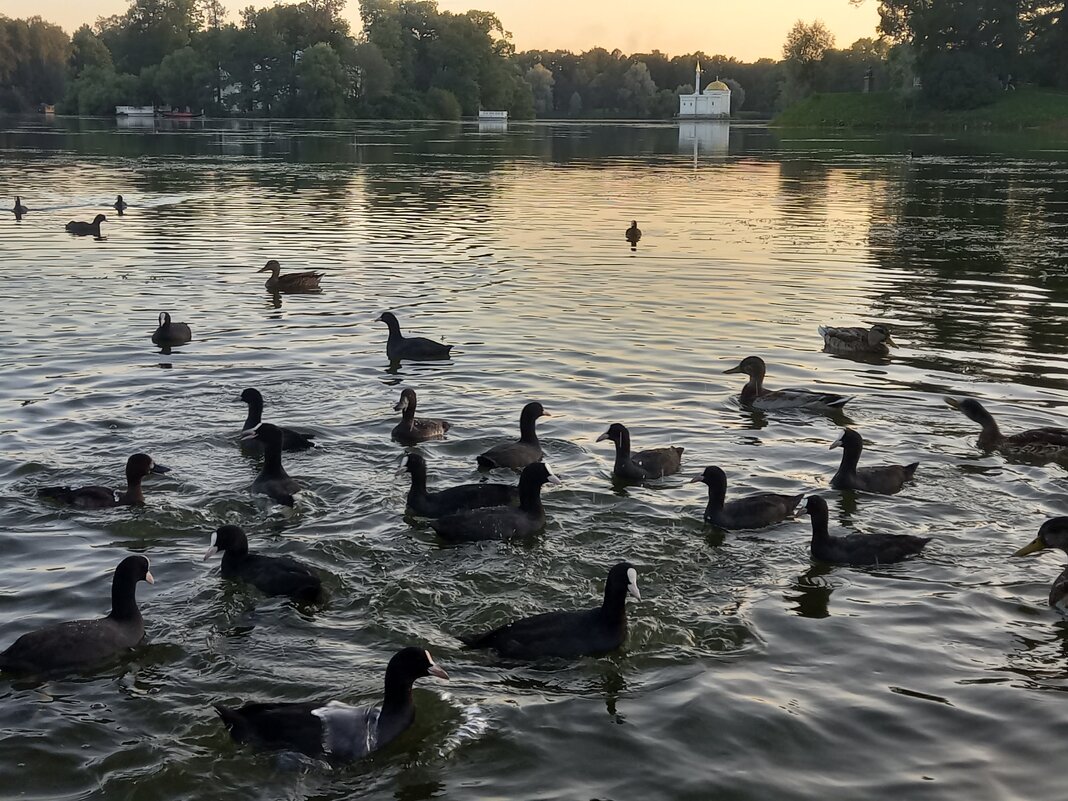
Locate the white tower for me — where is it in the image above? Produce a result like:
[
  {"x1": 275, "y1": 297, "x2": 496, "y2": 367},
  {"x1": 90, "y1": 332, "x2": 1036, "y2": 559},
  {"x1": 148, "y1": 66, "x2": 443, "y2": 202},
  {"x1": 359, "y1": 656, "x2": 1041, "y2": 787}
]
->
[{"x1": 695, "y1": 61, "x2": 701, "y2": 94}]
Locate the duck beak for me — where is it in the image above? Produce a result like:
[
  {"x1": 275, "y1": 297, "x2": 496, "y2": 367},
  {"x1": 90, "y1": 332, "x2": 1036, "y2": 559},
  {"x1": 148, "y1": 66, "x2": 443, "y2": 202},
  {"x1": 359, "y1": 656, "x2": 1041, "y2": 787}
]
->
[
  {"x1": 829, "y1": 436, "x2": 844, "y2": 450},
  {"x1": 723, "y1": 365, "x2": 743, "y2": 374},
  {"x1": 628, "y1": 583, "x2": 641, "y2": 601},
  {"x1": 885, "y1": 336, "x2": 898, "y2": 347},
  {"x1": 393, "y1": 398, "x2": 407, "y2": 412},
  {"x1": 688, "y1": 475, "x2": 704, "y2": 483},
  {"x1": 545, "y1": 470, "x2": 562, "y2": 485},
  {"x1": 145, "y1": 570, "x2": 155, "y2": 584},
  {"x1": 428, "y1": 664, "x2": 449, "y2": 680},
  {"x1": 256, "y1": 265, "x2": 268, "y2": 273},
  {"x1": 944, "y1": 397, "x2": 961, "y2": 410},
  {"x1": 1013, "y1": 537, "x2": 1046, "y2": 557},
  {"x1": 595, "y1": 431, "x2": 610, "y2": 442},
  {"x1": 151, "y1": 463, "x2": 171, "y2": 474},
  {"x1": 541, "y1": 411, "x2": 551, "y2": 417},
  {"x1": 203, "y1": 545, "x2": 219, "y2": 560},
  {"x1": 240, "y1": 428, "x2": 259, "y2": 441}
]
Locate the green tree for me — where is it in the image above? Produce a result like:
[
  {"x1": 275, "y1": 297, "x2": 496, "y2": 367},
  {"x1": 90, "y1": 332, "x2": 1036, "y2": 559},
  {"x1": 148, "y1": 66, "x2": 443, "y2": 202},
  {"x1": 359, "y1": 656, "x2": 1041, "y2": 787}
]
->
[
  {"x1": 296, "y1": 41, "x2": 349, "y2": 116},
  {"x1": 425, "y1": 85, "x2": 461, "y2": 119},
  {"x1": 99, "y1": 0, "x2": 202, "y2": 73},
  {"x1": 567, "y1": 89, "x2": 582, "y2": 117},
  {"x1": 781, "y1": 19, "x2": 835, "y2": 103},
  {"x1": 618, "y1": 60, "x2": 657, "y2": 116},
  {"x1": 0, "y1": 16, "x2": 69, "y2": 109},
  {"x1": 723, "y1": 77, "x2": 745, "y2": 112},
  {"x1": 155, "y1": 45, "x2": 213, "y2": 108},
  {"x1": 525, "y1": 62, "x2": 554, "y2": 114},
  {"x1": 70, "y1": 25, "x2": 113, "y2": 77}
]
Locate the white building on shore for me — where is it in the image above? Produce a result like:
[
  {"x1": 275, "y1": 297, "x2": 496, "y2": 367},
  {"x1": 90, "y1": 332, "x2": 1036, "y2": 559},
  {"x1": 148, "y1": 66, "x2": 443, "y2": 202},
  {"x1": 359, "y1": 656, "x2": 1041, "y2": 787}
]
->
[{"x1": 678, "y1": 63, "x2": 730, "y2": 119}]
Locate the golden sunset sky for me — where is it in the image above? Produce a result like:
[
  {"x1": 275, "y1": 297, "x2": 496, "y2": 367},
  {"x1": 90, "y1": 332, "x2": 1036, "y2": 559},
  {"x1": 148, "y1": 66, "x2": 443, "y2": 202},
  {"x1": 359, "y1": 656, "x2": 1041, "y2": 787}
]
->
[{"x1": 9, "y1": 0, "x2": 881, "y2": 61}]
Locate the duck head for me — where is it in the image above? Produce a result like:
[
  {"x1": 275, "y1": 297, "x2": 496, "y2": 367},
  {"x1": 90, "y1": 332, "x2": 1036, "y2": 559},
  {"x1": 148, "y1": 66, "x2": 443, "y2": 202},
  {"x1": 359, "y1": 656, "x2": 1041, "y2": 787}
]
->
[
  {"x1": 689, "y1": 465, "x2": 727, "y2": 488},
  {"x1": 126, "y1": 453, "x2": 170, "y2": 482},
  {"x1": 869, "y1": 324, "x2": 896, "y2": 348},
  {"x1": 944, "y1": 397, "x2": 993, "y2": 425},
  {"x1": 1014, "y1": 518, "x2": 1068, "y2": 557},
  {"x1": 204, "y1": 525, "x2": 248, "y2": 560},
  {"x1": 257, "y1": 259, "x2": 282, "y2": 276},
  {"x1": 723, "y1": 356, "x2": 766, "y2": 378},
  {"x1": 394, "y1": 388, "x2": 417, "y2": 413},
  {"x1": 596, "y1": 422, "x2": 629, "y2": 445}
]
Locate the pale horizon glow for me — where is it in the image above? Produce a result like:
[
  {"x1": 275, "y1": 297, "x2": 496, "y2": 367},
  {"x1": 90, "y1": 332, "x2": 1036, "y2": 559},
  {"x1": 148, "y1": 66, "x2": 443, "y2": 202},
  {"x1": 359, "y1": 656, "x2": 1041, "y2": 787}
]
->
[{"x1": 3, "y1": 0, "x2": 880, "y2": 62}]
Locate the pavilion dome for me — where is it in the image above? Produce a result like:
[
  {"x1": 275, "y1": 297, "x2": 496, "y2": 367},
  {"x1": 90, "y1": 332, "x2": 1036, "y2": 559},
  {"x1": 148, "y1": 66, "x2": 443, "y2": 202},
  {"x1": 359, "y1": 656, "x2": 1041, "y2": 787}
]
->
[{"x1": 705, "y1": 80, "x2": 730, "y2": 93}]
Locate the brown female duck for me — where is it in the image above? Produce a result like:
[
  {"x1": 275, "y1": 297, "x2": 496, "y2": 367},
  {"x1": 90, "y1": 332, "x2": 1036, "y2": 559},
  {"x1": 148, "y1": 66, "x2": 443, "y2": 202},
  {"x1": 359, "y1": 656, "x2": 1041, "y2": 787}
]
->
[
  {"x1": 945, "y1": 397, "x2": 1068, "y2": 464},
  {"x1": 258, "y1": 259, "x2": 324, "y2": 292}
]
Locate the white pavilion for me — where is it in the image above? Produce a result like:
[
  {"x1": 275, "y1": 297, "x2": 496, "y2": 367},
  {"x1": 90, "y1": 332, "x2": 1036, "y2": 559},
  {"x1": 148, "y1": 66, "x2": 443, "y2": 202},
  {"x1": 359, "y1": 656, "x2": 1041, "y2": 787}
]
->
[{"x1": 678, "y1": 63, "x2": 731, "y2": 119}]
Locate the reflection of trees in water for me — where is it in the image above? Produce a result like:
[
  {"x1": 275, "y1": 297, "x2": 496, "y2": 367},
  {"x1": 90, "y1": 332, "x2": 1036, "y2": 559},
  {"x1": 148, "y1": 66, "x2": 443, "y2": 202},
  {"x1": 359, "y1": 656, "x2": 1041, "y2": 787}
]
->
[{"x1": 865, "y1": 156, "x2": 1068, "y2": 386}]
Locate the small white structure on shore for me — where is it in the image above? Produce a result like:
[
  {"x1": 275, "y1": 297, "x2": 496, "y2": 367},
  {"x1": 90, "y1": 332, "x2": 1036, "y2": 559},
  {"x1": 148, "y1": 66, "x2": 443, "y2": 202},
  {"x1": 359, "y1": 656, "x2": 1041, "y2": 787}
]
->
[
  {"x1": 678, "y1": 63, "x2": 730, "y2": 119},
  {"x1": 478, "y1": 110, "x2": 508, "y2": 121},
  {"x1": 116, "y1": 105, "x2": 155, "y2": 117}
]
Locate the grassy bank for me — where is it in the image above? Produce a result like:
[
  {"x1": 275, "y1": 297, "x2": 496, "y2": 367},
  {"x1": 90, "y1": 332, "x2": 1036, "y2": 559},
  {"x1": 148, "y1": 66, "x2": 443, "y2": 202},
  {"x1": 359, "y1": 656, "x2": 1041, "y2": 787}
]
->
[{"x1": 774, "y1": 88, "x2": 1068, "y2": 130}]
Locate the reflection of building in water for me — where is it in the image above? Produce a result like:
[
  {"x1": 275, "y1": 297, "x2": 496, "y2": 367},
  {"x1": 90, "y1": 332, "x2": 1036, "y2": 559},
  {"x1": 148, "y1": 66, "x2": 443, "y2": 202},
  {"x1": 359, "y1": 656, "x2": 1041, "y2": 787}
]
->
[
  {"x1": 678, "y1": 121, "x2": 730, "y2": 161},
  {"x1": 478, "y1": 119, "x2": 508, "y2": 133},
  {"x1": 678, "y1": 62, "x2": 731, "y2": 119}
]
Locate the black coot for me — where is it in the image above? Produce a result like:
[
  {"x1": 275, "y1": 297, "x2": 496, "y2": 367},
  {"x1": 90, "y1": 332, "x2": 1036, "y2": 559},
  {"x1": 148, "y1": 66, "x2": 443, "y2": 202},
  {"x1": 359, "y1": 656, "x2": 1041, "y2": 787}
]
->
[
  {"x1": 13, "y1": 196, "x2": 28, "y2": 215},
  {"x1": 204, "y1": 525, "x2": 322, "y2": 602},
  {"x1": 462, "y1": 562, "x2": 640, "y2": 660},
  {"x1": 430, "y1": 462, "x2": 559, "y2": 542},
  {"x1": 691, "y1": 466, "x2": 802, "y2": 530},
  {"x1": 626, "y1": 221, "x2": 641, "y2": 247},
  {"x1": 0, "y1": 555, "x2": 154, "y2": 674},
  {"x1": 801, "y1": 495, "x2": 930, "y2": 565},
  {"x1": 213, "y1": 647, "x2": 448, "y2": 759},
  {"x1": 65, "y1": 214, "x2": 106, "y2": 236},
  {"x1": 240, "y1": 388, "x2": 315, "y2": 451},
  {"x1": 596, "y1": 423, "x2": 683, "y2": 481},
  {"x1": 151, "y1": 312, "x2": 192, "y2": 347},
  {"x1": 392, "y1": 388, "x2": 450, "y2": 444},
  {"x1": 242, "y1": 423, "x2": 301, "y2": 506},
  {"x1": 477, "y1": 402, "x2": 548, "y2": 470},
  {"x1": 39, "y1": 453, "x2": 170, "y2": 508},
  {"x1": 114, "y1": 195, "x2": 128, "y2": 212},
  {"x1": 399, "y1": 453, "x2": 518, "y2": 517},
  {"x1": 377, "y1": 312, "x2": 452, "y2": 361},
  {"x1": 830, "y1": 428, "x2": 917, "y2": 494}
]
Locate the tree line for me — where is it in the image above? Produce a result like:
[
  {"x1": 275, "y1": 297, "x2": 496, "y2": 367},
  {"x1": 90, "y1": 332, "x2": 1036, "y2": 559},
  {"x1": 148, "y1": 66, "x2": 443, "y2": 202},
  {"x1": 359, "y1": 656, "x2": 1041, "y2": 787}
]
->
[{"x1": 2, "y1": 0, "x2": 1064, "y2": 120}]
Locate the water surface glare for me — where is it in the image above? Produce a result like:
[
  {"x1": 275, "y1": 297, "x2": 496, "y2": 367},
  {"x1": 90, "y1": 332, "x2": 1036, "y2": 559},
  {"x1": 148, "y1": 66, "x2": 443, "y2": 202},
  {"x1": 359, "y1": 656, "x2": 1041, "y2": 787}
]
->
[{"x1": 2, "y1": 117, "x2": 1068, "y2": 800}]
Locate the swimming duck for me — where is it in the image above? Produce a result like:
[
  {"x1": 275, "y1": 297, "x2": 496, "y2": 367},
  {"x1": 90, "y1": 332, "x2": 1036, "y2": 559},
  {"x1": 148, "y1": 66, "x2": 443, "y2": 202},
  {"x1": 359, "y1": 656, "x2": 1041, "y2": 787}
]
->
[
  {"x1": 830, "y1": 428, "x2": 918, "y2": 494},
  {"x1": 596, "y1": 423, "x2": 683, "y2": 481},
  {"x1": 462, "y1": 562, "x2": 640, "y2": 660},
  {"x1": 945, "y1": 397, "x2": 1068, "y2": 464},
  {"x1": 376, "y1": 312, "x2": 452, "y2": 361},
  {"x1": 0, "y1": 555, "x2": 154, "y2": 674},
  {"x1": 240, "y1": 388, "x2": 315, "y2": 451},
  {"x1": 477, "y1": 402, "x2": 548, "y2": 470},
  {"x1": 430, "y1": 462, "x2": 559, "y2": 542},
  {"x1": 1012, "y1": 518, "x2": 1068, "y2": 610},
  {"x1": 38, "y1": 453, "x2": 170, "y2": 508},
  {"x1": 213, "y1": 647, "x2": 448, "y2": 760},
  {"x1": 257, "y1": 259, "x2": 324, "y2": 292},
  {"x1": 113, "y1": 195, "x2": 128, "y2": 212},
  {"x1": 398, "y1": 452, "x2": 518, "y2": 517},
  {"x1": 690, "y1": 466, "x2": 802, "y2": 530},
  {"x1": 151, "y1": 312, "x2": 192, "y2": 347},
  {"x1": 13, "y1": 196, "x2": 28, "y2": 215},
  {"x1": 626, "y1": 221, "x2": 641, "y2": 247},
  {"x1": 65, "y1": 214, "x2": 106, "y2": 236},
  {"x1": 241, "y1": 423, "x2": 301, "y2": 506},
  {"x1": 392, "y1": 388, "x2": 450, "y2": 445},
  {"x1": 819, "y1": 324, "x2": 895, "y2": 356},
  {"x1": 204, "y1": 525, "x2": 322, "y2": 602},
  {"x1": 801, "y1": 495, "x2": 930, "y2": 565},
  {"x1": 724, "y1": 356, "x2": 851, "y2": 410}
]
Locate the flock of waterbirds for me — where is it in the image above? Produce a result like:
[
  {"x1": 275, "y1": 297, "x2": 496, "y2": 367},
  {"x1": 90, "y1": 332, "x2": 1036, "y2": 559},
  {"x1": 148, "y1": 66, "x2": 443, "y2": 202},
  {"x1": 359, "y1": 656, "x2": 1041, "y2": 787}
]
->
[{"x1": 5, "y1": 206, "x2": 1068, "y2": 767}]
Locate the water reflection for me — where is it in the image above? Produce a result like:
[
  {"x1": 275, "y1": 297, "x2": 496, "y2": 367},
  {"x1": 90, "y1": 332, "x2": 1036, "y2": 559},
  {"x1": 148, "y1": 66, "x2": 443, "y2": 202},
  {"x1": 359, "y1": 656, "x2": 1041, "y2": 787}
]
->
[{"x1": 786, "y1": 564, "x2": 836, "y2": 618}]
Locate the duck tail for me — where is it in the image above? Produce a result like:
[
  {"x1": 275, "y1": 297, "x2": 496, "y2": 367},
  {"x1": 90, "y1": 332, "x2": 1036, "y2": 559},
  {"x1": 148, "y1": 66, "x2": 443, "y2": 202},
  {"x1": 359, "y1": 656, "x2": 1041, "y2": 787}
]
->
[
  {"x1": 818, "y1": 325, "x2": 829, "y2": 338},
  {"x1": 476, "y1": 455, "x2": 495, "y2": 471},
  {"x1": 904, "y1": 462, "x2": 920, "y2": 479}
]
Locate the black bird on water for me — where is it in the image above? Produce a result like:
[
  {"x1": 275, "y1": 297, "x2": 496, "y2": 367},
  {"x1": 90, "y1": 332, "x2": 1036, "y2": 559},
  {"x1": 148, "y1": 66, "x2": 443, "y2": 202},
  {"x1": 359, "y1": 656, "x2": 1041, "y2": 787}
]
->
[
  {"x1": 626, "y1": 220, "x2": 641, "y2": 249},
  {"x1": 65, "y1": 214, "x2": 106, "y2": 236}
]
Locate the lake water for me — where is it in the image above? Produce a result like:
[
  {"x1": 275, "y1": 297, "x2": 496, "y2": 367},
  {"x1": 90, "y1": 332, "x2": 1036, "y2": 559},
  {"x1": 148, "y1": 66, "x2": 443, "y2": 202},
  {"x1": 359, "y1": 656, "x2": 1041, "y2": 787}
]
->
[{"x1": 2, "y1": 116, "x2": 1068, "y2": 800}]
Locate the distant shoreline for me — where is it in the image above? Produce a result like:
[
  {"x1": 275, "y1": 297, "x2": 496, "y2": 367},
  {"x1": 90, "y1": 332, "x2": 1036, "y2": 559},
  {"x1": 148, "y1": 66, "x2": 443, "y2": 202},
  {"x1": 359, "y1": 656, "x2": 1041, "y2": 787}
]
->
[{"x1": 774, "y1": 88, "x2": 1068, "y2": 131}]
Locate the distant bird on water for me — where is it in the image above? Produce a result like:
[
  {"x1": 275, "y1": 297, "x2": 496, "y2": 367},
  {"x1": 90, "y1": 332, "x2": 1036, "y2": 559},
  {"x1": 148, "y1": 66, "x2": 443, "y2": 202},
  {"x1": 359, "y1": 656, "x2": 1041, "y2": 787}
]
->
[
  {"x1": 945, "y1": 397, "x2": 1068, "y2": 465},
  {"x1": 597, "y1": 422, "x2": 683, "y2": 482},
  {"x1": 626, "y1": 220, "x2": 641, "y2": 249},
  {"x1": 38, "y1": 453, "x2": 170, "y2": 509},
  {"x1": 242, "y1": 423, "x2": 301, "y2": 506},
  {"x1": 376, "y1": 311, "x2": 452, "y2": 362},
  {"x1": 690, "y1": 465, "x2": 802, "y2": 530},
  {"x1": 258, "y1": 259, "x2": 323, "y2": 293},
  {"x1": 151, "y1": 312, "x2": 192, "y2": 347},
  {"x1": 819, "y1": 324, "x2": 895, "y2": 357},
  {"x1": 65, "y1": 214, "x2": 106, "y2": 236},
  {"x1": 391, "y1": 388, "x2": 450, "y2": 445},
  {"x1": 801, "y1": 495, "x2": 930, "y2": 565},
  {"x1": 724, "y1": 356, "x2": 850, "y2": 411},
  {"x1": 830, "y1": 428, "x2": 917, "y2": 495},
  {"x1": 113, "y1": 195, "x2": 128, "y2": 213},
  {"x1": 12, "y1": 196, "x2": 28, "y2": 216},
  {"x1": 239, "y1": 388, "x2": 316, "y2": 451}
]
